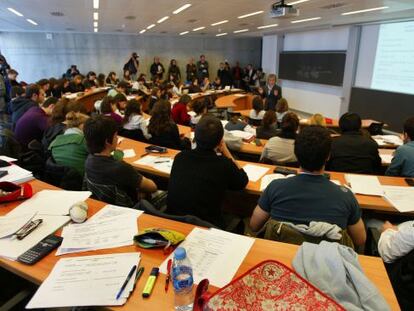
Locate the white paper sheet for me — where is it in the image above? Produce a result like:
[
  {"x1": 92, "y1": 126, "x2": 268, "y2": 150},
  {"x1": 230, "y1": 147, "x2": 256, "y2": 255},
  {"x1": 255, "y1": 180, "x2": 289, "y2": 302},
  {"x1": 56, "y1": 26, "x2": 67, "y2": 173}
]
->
[
  {"x1": 373, "y1": 135, "x2": 403, "y2": 146},
  {"x1": 0, "y1": 215, "x2": 70, "y2": 260},
  {"x1": 345, "y1": 174, "x2": 384, "y2": 196},
  {"x1": 122, "y1": 149, "x2": 136, "y2": 158},
  {"x1": 90, "y1": 204, "x2": 143, "y2": 222},
  {"x1": 134, "y1": 155, "x2": 174, "y2": 174},
  {"x1": 243, "y1": 164, "x2": 270, "y2": 182},
  {"x1": 0, "y1": 212, "x2": 35, "y2": 238},
  {"x1": 0, "y1": 164, "x2": 33, "y2": 184},
  {"x1": 0, "y1": 155, "x2": 17, "y2": 162},
  {"x1": 380, "y1": 154, "x2": 394, "y2": 164},
  {"x1": 229, "y1": 130, "x2": 254, "y2": 140},
  {"x1": 383, "y1": 186, "x2": 414, "y2": 212},
  {"x1": 159, "y1": 228, "x2": 254, "y2": 288},
  {"x1": 260, "y1": 173, "x2": 294, "y2": 191},
  {"x1": 7, "y1": 190, "x2": 92, "y2": 216},
  {"x1": 26, "y1": 252, "x2": 141, "y2": 309}
]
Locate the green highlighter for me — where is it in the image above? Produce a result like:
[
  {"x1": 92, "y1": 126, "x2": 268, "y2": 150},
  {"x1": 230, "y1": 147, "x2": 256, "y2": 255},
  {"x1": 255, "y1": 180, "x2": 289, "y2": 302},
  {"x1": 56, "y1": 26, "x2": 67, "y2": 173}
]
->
[{"x1": 142, "y1": 267, "x2": 159, "y2": 298}]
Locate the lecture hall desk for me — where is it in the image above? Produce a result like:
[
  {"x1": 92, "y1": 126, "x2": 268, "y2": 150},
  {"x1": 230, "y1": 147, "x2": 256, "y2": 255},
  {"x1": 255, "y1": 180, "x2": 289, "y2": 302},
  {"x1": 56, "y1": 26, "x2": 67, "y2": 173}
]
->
[
  {"x1": 0, "y1": 179, "x2": 400, "y2": 310},
  {"x1": 119, "y1": 137, "x2": 409, "y2": 215}
]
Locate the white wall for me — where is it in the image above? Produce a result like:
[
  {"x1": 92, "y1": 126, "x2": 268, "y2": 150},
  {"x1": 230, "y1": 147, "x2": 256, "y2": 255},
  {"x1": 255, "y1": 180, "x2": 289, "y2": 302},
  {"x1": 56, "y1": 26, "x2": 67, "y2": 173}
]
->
[{"x1": 0, "y1": 32, "x2": 262, "y2": 83}]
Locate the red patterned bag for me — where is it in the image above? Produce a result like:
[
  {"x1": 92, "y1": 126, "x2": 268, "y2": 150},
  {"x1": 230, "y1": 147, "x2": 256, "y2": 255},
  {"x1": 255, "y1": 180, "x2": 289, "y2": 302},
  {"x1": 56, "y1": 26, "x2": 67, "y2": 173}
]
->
[{"x1": 194, "y1": 260, "x2": 345, "y2": 311}]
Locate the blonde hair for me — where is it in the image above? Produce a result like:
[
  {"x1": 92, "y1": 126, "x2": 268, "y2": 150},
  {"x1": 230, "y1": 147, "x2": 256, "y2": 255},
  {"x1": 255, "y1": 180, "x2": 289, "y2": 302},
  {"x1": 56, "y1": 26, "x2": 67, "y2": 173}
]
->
[
  {"x1": 65, "y1": 112, "x2": 89, "y2": 128},
  {"x1": 309, "y1": 113, "x2": 326, "y2": 127}
]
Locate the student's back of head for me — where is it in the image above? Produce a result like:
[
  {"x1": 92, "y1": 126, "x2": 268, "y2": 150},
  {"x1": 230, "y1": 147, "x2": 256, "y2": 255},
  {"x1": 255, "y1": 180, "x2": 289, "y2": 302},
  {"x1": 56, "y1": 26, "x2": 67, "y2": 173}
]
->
[
  {"x1": 11, "y1": 85, "x2": 24, "y2": 99},
  {"x1": 84, "y1": 115, "x2": 118, "y2": 154},
  {"x1": 276, "y1": 98, "x2": 288, "y2": 113},
  {"x1": 65, "y1": 111, "x2": 89, "y2": 129},
  {"x1": 192, "y1": 100, "x2": 206, "y2": 115},
  {"x1": 148, "y1": 100, "x2": 172, "y2": 136},
  {"x1": 294, "y1": 126, "x2": 332, "y2": 172},
  {"x1": 280, "y1": 112, "x2": 299, "y2": 139},
  {"x1": 252, "y1": 96, "x2": 264, "y2": 113},
  {"x1": 179, "y1": 94, "x2": 191, "y2": 105},
  {"x1": 123, "y1": 99, "x2": 142, "y2": 124},
  {"x1": 404, "y1": 117, "x2": 414, "y2": 141},
  {"x1": 195, "y1": 115, "x2": 224, "y2": 150},
  {"x1": 339, "y1": 112, "x2": 361, "y2": 133},
  {"x1": 25, "y1": 84, "x2": 41, "y2": 100},
  {"x1": 100, "y1": 96, "x2": 115, "y2": 114},
  {"x1": 262, "y1": 110, "x2": 276, "y2": 129},
  {"x1": 309, "y1": 113, "x2": 326, "y2": 127}
]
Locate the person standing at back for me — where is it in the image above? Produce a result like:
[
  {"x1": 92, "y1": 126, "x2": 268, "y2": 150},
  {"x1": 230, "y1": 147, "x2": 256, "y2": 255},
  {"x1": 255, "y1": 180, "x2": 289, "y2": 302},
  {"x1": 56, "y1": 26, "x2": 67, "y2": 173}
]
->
[
  {"x1": 123, "y1": 53, "x2": 139, "y2": 80},
  {"x1": 168, "y1": 59, "x2": 181, "y2": 84},
  {"x1": 186, "y1": 58, "x2": 197, "y2": 83},
  {"x1": 263, "y1": 74, "x2": 282, "y2": 111},
  {"x1": 196, "y1": 55, "x2": 209, "y2": 82},
  {"x1": 150, "y1": 57, "x2": 165, "y2": 81},
  {"x1": 167, "y1": 115, "x2": 248, "y2": 228},
  {"x1": 386, "y1": 116, "x2": 414, "y2": 177},
  {"x1": 327, "y1": 112, "x2": 381, "y2": 174},
  {"x1": 250, "y1": 126, "x2": 366, "y2": 247}
]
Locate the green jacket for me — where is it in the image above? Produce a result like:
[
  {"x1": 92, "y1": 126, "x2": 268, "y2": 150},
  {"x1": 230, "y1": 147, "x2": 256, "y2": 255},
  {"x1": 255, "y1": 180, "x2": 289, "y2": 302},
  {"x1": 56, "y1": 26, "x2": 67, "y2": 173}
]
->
[{"x1": 49, "y1": 132, "x2": 89, "y2": 176}]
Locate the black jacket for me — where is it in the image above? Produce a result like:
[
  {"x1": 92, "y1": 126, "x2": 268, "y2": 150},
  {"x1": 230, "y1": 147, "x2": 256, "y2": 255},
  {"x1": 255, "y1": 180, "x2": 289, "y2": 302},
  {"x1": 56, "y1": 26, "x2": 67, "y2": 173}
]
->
[
  {"x1": 150, "y1": 63, "x2": 165, "y2": 79},
  {"x1": 327, "y1": 131, "x2": 382, "y2": 174},
  {"x1": 263, "y1": 84, "x2": 282, "y2": 111},
  {"x1": 10, "y1": 97, "x2": 37, "y2": 128}
]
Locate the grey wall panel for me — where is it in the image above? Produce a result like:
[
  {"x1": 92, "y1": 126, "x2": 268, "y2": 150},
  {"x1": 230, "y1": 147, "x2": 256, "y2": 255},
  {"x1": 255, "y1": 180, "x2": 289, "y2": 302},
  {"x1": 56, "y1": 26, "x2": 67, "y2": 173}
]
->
[{"x1": 0, "y1": 32, "x2": 262, "y2": 83}]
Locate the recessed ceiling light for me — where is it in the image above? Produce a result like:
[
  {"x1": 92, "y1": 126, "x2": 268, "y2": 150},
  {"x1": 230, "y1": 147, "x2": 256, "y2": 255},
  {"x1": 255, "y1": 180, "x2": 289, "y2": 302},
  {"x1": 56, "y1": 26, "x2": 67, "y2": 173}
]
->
[
  {"x1": 7, "y1": 7, "x2": 23, "y2": 17},
  {"x1": 93, "y1": 0, "x2": 99, "y2": 9},
  {"x1": 341, "y1": 6, "x2": 389, "y2": 16},
  {"x1": 192, "y1": 26, "x2": 205, "y2": 31},
  {"x1": 93, "y1": 21, "x2": 98, "y2": 27},
  {"x1": 257, "y1": 23, "x2": 279, "y2": 29},
  {"x1": 157, "y1": 16, "x2": 169, "y2": 23},
  {"x1": 238, "y1": 11, "x2": 263, "y2": 19},
  {"x1": 173, "y1": 3, "x2": 192, "y2": 15},
  {"x1": 139, "y1": 29, "x2": 146, "y2": 34},
  {"x1": 93, "y1": 12, "x2": 99, "y2": 20},
  {"x1": 211, "y1": 20, "x2": 228, "y2": 26},
  {"x1": 94, "y1": 28, "x2": 98, "y2": 32},
  {"x1": 26, "y1": 18, "x2": 38, "y2": 25},
  {"x1": 291, "y1": 16, "x2": 321, "y2": 23},
  {"x1": 180, "y1": 31, "x2": 189, "y2": 35},
  {"x1": 147, "y1": 24, "x2": 156, "y2": 29},
  {"x1": 216, "y1": 32, "x2": 228, "y2": 37},
  {"x1": 287, "y1": 0, "x2": 311, "y2": 5},
  {"x1": 234, "y1": 29, "x2": 249, "y2": 33}
]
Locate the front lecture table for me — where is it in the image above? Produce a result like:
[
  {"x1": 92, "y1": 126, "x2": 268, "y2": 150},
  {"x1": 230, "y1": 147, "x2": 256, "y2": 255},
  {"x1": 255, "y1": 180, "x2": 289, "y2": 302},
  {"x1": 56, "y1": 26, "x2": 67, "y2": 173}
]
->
[
  {"x1": 0, "y1": 179, "x2": 400, "y2": 310},
  {"x1": 119, "y1": 137, "x2": 409, "y2": 215}
]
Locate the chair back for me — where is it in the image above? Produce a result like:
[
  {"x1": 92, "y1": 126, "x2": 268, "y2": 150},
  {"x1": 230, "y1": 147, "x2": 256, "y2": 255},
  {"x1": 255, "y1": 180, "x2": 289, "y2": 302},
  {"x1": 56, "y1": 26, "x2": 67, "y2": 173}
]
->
[
  {"x1": 84, "y1": 175, "x2": 134, "y2": 207},
  {"x1": 43, "y1": 157, "x2": 83, "y2": 191},
  {"x1": 264, "y1": 219, "x2": 354, "y2": 249},
  {"x1": 248, "y1": 117, "x2": 262, "y2": 127},
  {"x1": 0, "y1": 128, "x2": 21, "y2": 159}
]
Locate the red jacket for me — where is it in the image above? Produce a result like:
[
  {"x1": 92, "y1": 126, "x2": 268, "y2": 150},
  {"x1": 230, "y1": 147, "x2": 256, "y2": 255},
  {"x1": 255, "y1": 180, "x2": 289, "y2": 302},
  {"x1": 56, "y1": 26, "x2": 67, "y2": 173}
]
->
[{"x1": 171, "y1": 102, "x2": 190, "y2": 126}]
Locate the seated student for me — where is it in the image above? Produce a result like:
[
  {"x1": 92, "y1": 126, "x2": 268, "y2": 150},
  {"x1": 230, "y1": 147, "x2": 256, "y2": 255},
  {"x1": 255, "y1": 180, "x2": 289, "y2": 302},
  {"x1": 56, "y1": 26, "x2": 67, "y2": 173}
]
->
[
  {"x1": 211, "y1": 77, "x2": 222, "y2": 90},
  {"x1": 15, "y1": 96, "x2": 56, "y2": 147},
  {"x1": 86, "y1": 71, "x2": 97, "y2": 87},
  {"x1": 108, "y1": 81, "x2": 128, "y2": 98},
  {"x1": 82, "y1": 80, "x2": 94, "y2": 92},
  {"x1": 84, "y1": 115, "x2": 157, "y2": 204},
  {"x1": 225, "y1": 113, "x2": 247, "y2": 131},
  {"x1": 97, "y1": 73, "x2": 106, "y2": 87},
  {"x1": 105, "y1": 71, "x2": 119, "y2": 85},
  {"x1": 256, "y1": 110, "x2": 279, "y2": 139},
  {"x1": 113, "y1": 93, "x2": 127, "y2": 117},
  {"x1": 133, "y1": 77, "x2": 151, "y2": 96},
  {"x1": 49, "y1": 112, "x2": 89, "y2": 176},
  {"x1": 250, "y1": 126, "x2": 366, "y2": 247},
  {"x1": 148, "y1": 87, "x2": 161, "y2": 113},
  {"x1": 100, "y1": 96, "x2": 123, "y2": 126},
  {"x1": 171, "y1": 94, "x2": 191, "y2": 126},
  {"x1": 121, "y1": 99, "x2": 148, "y2": 139},
  {"x1": 188, "y1": 78, "x2": 202, "y2": 93},
  {"x1": 260, "y1": 112, "x2": 299, "y2": 164},
  {"x1": 386, "y1": 117, "x2": 414, "y2": 177},
  {"x1": 37, "y1": 79, "x2": 51, "y2": 96},
  {"x1": 309, "y1": 113, "x2": 326, "y2": 127},
  {"x1": 148, "y1": 100, "x2": 188, "y2": 150},
  {"x1": 189, "y1": 100, "x2": 207, "y2": 126},
  {"x1": 275, "y1": 98, "x2": 289, "y2": 126},
  {"x1": 11, "y1": 84, "x2": 45, "y2": 128},
  {"x1": 122, "y1": 69, "x2": 133, "y2": 86},
  {"x1": 249, "y1": 96, "x2": 265, "y2": 120},
  {"x1": 68, "y1": 75, "x2": 84, "y2": 93},
  {"x1": 167, "y1": 115, "x2": 249, "y2": 228},
  {"x1": 52, "y1": 78, "x2": 69, "y2": 98},
  {"x1": 327, "y1": 112, "x2": 381, "y2": 174}
]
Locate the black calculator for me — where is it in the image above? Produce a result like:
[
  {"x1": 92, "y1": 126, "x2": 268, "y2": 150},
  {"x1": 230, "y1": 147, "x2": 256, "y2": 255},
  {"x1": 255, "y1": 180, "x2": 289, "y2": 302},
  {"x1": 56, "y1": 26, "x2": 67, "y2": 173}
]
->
[{"x1": 17, "y1": 235, "x2": 63, "y2": 265}]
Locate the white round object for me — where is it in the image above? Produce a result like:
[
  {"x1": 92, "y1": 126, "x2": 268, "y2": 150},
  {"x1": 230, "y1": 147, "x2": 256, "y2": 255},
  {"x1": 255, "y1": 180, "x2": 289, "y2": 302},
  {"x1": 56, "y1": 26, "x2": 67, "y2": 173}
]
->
[{"x1": 69, "y1": 201, "x2": 88, "y2": 223}]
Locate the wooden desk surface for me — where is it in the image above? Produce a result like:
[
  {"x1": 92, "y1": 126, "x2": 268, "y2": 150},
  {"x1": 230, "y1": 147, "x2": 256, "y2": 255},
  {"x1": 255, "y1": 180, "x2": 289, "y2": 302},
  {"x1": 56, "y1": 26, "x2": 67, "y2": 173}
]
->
[
  {"x1": 215, "y1": 93, "x2": 254, "y2": 110},
  {"x1": 118, "y1": 137, "x2": 409, "y2": 215},
  {"x1": 0, "y1": 180, "x2": 400, "y2": 310}
]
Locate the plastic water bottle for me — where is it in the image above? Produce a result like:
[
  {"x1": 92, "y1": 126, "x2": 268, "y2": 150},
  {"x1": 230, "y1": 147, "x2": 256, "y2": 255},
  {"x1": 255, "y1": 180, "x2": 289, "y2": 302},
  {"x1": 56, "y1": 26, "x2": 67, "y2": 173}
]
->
[{"x1": 172, "y1": 247, "x2": 194, "y2": 311}]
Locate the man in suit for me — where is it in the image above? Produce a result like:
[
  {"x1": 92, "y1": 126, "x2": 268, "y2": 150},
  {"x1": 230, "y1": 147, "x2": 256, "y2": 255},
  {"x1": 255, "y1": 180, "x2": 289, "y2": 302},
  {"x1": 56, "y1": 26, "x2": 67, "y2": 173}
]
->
[
  {"x1": 262, "y1": 74, "x2": 282, "y2": 111},
  {"x1": 196, "y1": 54, "x2": 209, "y2": 82}
]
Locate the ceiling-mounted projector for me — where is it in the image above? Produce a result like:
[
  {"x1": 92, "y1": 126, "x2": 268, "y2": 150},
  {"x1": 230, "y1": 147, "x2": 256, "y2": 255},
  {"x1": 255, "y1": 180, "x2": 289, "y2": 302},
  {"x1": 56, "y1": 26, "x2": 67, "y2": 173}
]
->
[{"x1": 270, "y1": 0, "x2": 300, "y2": 18}]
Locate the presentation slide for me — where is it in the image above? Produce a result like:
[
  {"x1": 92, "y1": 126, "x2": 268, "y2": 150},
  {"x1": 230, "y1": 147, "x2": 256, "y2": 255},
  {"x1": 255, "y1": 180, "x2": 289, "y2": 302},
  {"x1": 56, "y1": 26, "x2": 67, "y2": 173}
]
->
[{"x1": 371, "y1": 21, "x2": 414, "y2": 95}]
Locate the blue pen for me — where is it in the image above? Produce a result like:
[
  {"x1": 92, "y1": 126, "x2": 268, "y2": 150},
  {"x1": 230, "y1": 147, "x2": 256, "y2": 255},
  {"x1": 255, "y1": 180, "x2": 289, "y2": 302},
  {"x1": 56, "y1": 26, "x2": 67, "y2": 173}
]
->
[{"x1": 116, "y1": 265, "x2": 137, "y2": 300}]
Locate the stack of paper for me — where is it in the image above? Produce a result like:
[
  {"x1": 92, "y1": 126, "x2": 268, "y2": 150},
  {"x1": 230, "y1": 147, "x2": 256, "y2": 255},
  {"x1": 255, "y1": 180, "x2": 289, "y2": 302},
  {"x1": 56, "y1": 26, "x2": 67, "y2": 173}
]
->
[
  {"x1": 134, "y1": 155, "x2": 174, "y2": 174},
  {"x1": 383, "y1": 186, "x2": 414, "y2": 212},
  {"x1": 243, "y1": 164, "x2": 270, "y2": 182},
  {"x1": 7, "y1": 190, "x2": 91, "y2": 217},
  {"x1": 56, "y1": 205, "x2": 143, "y2": 255},
  {"x1": 345, "y1": 174, "x2": 384, "y2": 196},
  {"x1": 160, "y1": 228, "x2": 254, "y2": 288},
  {"x1": 229, "y1": 130, "x2": 254, "y2": 140},
  {"x1": 380, "y1": 153, "x2": 394, "y2": 164},
  {"x1": 373, "y1": 135, "x2": 403, "y2": 147},
  {"x1": 26, "y1": 252, "x2": 141, "y2": 308},
  {"x1": 0, "y1": 164, "x2": 34, "y2": 184}
]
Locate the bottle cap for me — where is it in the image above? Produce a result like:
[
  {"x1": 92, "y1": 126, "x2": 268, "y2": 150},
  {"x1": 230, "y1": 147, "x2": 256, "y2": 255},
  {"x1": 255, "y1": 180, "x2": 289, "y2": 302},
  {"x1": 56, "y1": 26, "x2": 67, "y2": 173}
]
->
[{"x1": 174, "y1": 247, "x2": 186, "y2": 260}]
